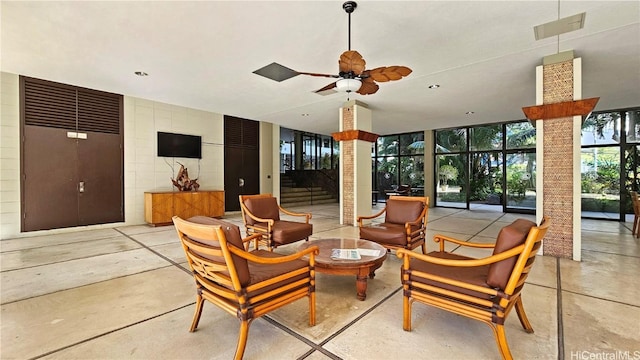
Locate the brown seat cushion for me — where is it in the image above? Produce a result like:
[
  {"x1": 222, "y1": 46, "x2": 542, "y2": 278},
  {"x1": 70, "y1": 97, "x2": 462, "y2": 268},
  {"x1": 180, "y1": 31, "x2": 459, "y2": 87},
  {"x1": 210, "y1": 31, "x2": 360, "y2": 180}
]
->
[
  {"x1": 244, "y1": 197, "x2": 280, "y2": 225},
  {"x1": 385, "y1": 199, "x2": 424, "y2": 224},
  {"x1": 409, "y1": 251, "x2": 493, "y2": 300},
  {"x1": 271, "y1": 220, "x2": 313, "y2": 245},
  {"x1": 360, "y1": 223, "x2": 408, "y2": 246},
  {"x1": 186, "y1": 216, "x2": 250, "y2": 286},
  {"x1": 486, "y1": 219, "x2": 536, "y2": 289}
]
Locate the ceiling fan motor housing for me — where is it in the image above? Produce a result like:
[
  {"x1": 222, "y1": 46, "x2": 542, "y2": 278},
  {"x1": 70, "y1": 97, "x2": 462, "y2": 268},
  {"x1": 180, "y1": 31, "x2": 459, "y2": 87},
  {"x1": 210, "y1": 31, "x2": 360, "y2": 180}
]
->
[{"x1": 343, "y1": 1, "x2": 357, "y2": 14}]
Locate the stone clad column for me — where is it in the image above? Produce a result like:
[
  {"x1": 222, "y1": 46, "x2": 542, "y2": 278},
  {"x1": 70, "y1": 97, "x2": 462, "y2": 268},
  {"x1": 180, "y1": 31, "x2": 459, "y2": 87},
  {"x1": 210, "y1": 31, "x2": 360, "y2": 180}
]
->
[
  {"x1": 534, "y1": 52, "x2": 585, "y2": 260},
  {"x1": 332, "y1": 100, "x2": 377, "y2": 226}
]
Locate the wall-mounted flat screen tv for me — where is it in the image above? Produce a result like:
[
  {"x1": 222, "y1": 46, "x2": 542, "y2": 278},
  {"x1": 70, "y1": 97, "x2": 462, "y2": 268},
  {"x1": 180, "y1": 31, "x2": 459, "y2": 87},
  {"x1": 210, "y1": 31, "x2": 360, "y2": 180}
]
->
[{"x1": 157, "y1": 132, "x2": 202, "y2": 159}]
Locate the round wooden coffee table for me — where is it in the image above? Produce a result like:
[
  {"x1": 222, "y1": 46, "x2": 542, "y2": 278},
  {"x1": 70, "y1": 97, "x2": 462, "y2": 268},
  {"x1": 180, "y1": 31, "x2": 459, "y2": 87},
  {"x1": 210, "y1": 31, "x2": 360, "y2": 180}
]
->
[{"x1": 298, "y1": 238, "x2": 387, "y2": 301}]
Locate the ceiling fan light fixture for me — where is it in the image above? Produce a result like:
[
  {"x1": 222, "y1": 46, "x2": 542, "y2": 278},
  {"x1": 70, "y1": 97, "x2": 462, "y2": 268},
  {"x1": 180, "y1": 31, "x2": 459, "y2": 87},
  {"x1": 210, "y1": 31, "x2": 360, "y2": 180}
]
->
[{"x1": 335, "y1": 78, "x2": 362, "y2": 93}]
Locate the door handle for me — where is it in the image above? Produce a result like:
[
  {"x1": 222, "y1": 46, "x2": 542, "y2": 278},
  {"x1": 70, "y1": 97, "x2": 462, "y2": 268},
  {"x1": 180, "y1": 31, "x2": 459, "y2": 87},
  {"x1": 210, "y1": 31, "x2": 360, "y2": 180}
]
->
[
  {"x1": 78, "y1": 181, "x2": 85, "y2": 193},
  {"x1": 239, "y1": 178, "x2": 245, "y2": 187}
]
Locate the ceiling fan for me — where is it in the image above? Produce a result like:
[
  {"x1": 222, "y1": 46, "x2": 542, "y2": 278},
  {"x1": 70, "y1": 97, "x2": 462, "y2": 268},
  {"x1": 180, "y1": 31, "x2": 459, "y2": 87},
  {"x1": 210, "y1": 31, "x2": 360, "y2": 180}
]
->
[{"x1": 252, "y1": 1, "x2": 412, "y2": 95}]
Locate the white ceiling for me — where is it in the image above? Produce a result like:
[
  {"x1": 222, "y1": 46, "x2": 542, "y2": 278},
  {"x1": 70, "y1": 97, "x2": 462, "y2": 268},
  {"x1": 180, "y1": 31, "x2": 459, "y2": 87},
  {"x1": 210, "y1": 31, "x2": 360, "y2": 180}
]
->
[{"x1": 2, "y1": 1, "x2": 639, "y2": 136}]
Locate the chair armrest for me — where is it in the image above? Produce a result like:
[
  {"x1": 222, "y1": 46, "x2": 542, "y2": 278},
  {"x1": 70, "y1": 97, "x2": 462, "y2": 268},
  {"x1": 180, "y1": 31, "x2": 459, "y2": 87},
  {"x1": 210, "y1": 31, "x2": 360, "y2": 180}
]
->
[
  {"x1": 433, "y1": 234, "x2": 495, "y2": 251},
  {"x1": 241, "y1": 233, "x2": 263, "y2": 251},
  {"x1": 396, "y1": 244, "x2": 524, "y2": 267},
  {"x1": 229, "y1": 244, "x2": 319, "y2": 264},
  {"x1": 357, "y1": 207, "x2": 387, "y2": 226},
  {"x1": 278, "y1": 206, "x2": 312, "y2": 222},
  {"x1": 243, "y1": 211, "x2": 276, "y2": 226}
]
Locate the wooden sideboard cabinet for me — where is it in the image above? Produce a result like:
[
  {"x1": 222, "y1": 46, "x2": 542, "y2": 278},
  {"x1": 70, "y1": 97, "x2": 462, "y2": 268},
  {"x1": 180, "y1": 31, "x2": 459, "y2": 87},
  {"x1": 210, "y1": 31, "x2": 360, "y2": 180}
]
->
[{"x1": 144, "y1": 190, "x2": 224, "y2": 226}]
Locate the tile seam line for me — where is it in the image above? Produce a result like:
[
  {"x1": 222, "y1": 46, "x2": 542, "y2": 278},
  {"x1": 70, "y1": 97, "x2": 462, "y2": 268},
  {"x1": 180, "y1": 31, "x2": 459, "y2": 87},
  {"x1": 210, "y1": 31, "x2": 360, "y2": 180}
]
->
[
  {"x1": 557, "y1": 257, "x2": 565, "y2": 360},
  {"x1": 0, "y1": 265, "x2": 179, "y2": 306},
  {"x1": 264, "y1": 286, "x2": 403, "y2": 358},
  {"x1": 0, "y1": 233, "x2": 127, "y2": 254},
  {"x1": 28, "y1": 303, "x2": 195, "y2": 360},
  {"x1": 0, "y1": 245, "x2": 159, "y2": 274},
  {"x1": 114, "y1": 228, "x2": 192, "y2": 275}
]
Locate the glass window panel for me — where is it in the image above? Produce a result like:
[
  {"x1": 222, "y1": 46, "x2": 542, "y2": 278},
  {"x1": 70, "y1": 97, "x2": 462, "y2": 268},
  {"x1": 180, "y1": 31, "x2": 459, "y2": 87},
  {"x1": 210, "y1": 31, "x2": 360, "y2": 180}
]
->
[
  {"x1": 582, "y1": 112, "x2": 621, "y2": 145},
  {"x1": 581, "y1": 147, "x2": 620, "y2": 218},
  {"x1": 626, "y1": 110, "x2": 640, "y2": 143},
  {"x1": 505, "y1": 152, "x2": 536, "y2": 210},
  {"x1": 375, "y1": 157, "x2": 398, "y2": 192},
  {"x1": 400, "y1": 132, "x2": 425, "y2": 155},
  {"x1": 470, "y1": 152, "x2": 503, "y2": 203},
  {"x1": 506, "y1": 121, "x2": 536, "y2": 149},
  {"x1": 436, "y1": 129, "x2": 466, "y2": 153},
  {"x1": 469, "y1": 125, "x2": 502, "y2": 151},
  {"x1": 436, "y1": 154, "x2": 467, "y2": 208},
  {"x1": 399, "y1": 156, "x2": 424, "y2": 193},
  {"x1": 377, "y1": 135, "x2": 399, "y2": 156}
]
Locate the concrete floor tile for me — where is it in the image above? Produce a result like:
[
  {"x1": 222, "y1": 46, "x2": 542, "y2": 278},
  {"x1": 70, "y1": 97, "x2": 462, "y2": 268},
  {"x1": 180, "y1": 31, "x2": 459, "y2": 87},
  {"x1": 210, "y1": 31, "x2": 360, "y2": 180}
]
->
[
  {"x1": 562, "y1": 291, "x2": 640, "y2": 357},
  {"x1": 1, "y1": 266, "x2": 193, "y2": 359},
  {"x1": 0, "y1": 228, "x2": 123, "y2": 252},
  {"x1": 1, "y1": 235, "x2": 141, "y2": 271},
  {"x1": 560, "y1": 251, "x2": 640, "y2": 306},
  {"x1": 1, "y1": 248, "x2": 172, "y2": 303}
]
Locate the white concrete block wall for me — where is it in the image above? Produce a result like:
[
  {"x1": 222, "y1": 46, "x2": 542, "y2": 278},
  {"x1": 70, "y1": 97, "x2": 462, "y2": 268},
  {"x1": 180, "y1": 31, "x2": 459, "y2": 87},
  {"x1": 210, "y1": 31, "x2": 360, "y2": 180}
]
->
[
  {"x1": 124, "y1": 97, "x2": 224, "y2": 225},
  {"x1": 0, "y1": 72, "x2": 225, "y2": 239},
  {"x1": 0, "y1": 72, "x2": 20, "y2": 239}
]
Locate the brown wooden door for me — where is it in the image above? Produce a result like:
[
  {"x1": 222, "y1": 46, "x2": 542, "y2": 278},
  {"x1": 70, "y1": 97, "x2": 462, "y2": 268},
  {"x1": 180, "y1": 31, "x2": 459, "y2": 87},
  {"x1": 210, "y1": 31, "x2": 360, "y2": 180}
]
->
[
  {"x1": 21, "y1": 77, "x2": 123, "y2": 231},
  {"x1": 77, "y1": 130, "x2": 123, "y2": 225},
  {"x1": 224, "y1": 116, "x2": 259, "y2": 211},
  {"x1": 22, "y1": 126, "x2": 80, "y2": 231}
]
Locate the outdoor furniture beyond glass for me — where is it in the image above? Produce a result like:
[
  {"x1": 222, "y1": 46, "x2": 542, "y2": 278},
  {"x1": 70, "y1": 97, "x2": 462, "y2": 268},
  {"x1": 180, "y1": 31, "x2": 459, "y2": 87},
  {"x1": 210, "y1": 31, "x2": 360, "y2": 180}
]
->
[
  {"x1": 396, "y1": 216, "x2": 551, "y2": 360},
  {"x1": 239, "y1": 193, "x2": 313, "y2": 250},
  {"x1": 631, "y1": 191, "x2": 640, "y2": 238},
  {"x1": 173, "y1": 216, "x2": 318, "y2": 360},
  {"x1": 357, "y1": 195, "x2": 429, "y2": 253}
]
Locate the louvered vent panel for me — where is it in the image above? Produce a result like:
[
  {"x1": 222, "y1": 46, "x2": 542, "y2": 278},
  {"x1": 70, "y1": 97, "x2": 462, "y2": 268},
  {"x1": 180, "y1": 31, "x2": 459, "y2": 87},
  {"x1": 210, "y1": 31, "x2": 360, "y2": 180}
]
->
[
  {"x1": 24, "y1": 80, "x2": 77, "y2": 130},
  {"x1": 78, "y1": 90, "x2": 121, "y2": 134},
  {"x1": 225, "y1": 117, "x2": 243, "y2": 146},
  {"x1": 242, "y1": 119, "x2": 259, "y2": 148}
]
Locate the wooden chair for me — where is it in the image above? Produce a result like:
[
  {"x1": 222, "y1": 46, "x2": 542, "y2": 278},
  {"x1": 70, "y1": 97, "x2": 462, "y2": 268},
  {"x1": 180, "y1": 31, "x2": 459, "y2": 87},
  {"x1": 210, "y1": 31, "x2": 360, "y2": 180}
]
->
[
  {"x1": 357, "y1": 196, "x2": 429, "y2": 253},
  {"x1": 172, "y1": 216, "x2": 318, "y2": 360},
  {"x1": 396, "y1": 216, "x2": 550, "y2": 360},
  {"x1": 631, "y1": 191, "x2": 640, "y2": 238},
  {"x1": 239, "y1": 193, "x2": 313, "y2": 250}
]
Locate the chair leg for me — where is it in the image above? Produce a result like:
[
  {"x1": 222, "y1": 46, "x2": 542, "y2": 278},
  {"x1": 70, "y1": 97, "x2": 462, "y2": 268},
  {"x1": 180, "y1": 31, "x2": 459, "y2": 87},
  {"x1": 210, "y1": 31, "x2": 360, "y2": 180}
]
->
[
  {"x1": 514, "y1": 297, "x2": 534, "y2": 333},
  {"x1": 233, "y1": 320, "x2": 251, "y2": 360},
  {"x1": 491, "y1": 324, "x2": 513, "y2": 360},
  {"x1": 309, "y1": 290, "x2": 316, "y2": 326},
  {"x1": 403, "y1": 294, "x2": 412, "y2": 331},
  {"x1": 632, "y1": 215, "x2": 638, "y2": 235},
  {"x1": 189, "y1": 293, "x2": 204, "y2": 332},
  {"x1": 421, "y1": 242, "x2": 427, "y2": 254}
]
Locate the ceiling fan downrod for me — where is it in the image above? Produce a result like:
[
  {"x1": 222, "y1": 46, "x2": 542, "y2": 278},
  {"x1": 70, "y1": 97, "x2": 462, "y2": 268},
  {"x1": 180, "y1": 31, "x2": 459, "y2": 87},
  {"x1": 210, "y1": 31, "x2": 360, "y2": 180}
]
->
[{"x1": 343, "y1": 1, "x2": 357, "y2": 51}]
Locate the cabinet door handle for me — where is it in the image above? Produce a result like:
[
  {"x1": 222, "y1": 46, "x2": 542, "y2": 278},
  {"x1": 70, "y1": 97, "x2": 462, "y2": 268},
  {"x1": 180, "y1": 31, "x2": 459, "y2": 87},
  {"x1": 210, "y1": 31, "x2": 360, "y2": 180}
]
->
[
  {"x1": 78, "y1": 181, "x2": 85, "y2": 193},
  {"x1": 239, "y1": 178, "x2": 245, "y2": 187}
]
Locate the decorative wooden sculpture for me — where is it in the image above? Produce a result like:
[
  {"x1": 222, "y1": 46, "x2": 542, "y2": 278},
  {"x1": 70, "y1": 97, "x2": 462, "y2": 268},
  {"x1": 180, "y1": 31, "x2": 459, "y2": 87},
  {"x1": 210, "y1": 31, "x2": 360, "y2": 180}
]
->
[{"x1": 171, "y1": 163, "x2": 199, "y2": 192}]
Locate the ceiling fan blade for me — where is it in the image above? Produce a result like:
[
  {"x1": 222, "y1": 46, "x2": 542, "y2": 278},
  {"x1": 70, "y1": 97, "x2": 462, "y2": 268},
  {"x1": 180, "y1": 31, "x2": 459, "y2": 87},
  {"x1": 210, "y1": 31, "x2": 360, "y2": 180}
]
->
[
  {"x1": 339, "y1": 50, "x2": 366, "y2": 75},
  {"x1": 297, "y1": 72, "x2": 340, "y2": 79},
  {"x1": 315, "y1": 82, "x2": 337, "y2": 93},
  {"x1": 356, "y1": 78, "x2": 379, "y2": 95},
  {"x1": 368, "y1": 66, "x2": 412, "y2": 82}
]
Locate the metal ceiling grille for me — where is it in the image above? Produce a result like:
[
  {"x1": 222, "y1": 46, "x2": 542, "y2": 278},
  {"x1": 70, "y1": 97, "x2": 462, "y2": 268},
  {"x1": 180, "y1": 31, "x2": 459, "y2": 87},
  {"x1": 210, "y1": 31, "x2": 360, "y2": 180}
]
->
[
  {"x1": 22, "y1": 77, "x2": 122, "y2": 134},
  {"x1": 24, "y1": 79, "x2": 77, "y2": 130}
]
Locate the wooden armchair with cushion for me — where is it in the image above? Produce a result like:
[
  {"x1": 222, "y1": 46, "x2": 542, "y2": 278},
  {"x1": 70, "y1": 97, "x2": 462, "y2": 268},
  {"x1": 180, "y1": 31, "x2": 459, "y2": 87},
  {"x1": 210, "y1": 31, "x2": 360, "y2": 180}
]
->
[
  {"x1": 172, "y1": 216, "x2": 318, "y2": 360},
  {"x1": 396, "y1": 216, "x2": 551, "y2": 360},
  {"x1": 239, "y1": 193, "x2": 313, "y2": 250},
  {"x1": 357, "y1": 196, "x2": 429, "y2": 253}
]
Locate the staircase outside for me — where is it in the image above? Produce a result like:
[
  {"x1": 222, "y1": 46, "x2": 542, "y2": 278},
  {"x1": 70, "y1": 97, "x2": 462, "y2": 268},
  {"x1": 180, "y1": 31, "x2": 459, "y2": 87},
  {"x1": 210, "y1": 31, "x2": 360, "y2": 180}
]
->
[{"x1": 280, "y1": 172, "x2": 338, "y2": 207}]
